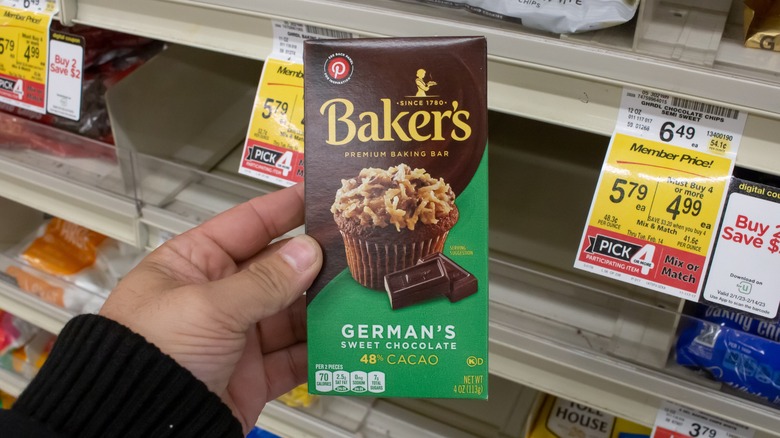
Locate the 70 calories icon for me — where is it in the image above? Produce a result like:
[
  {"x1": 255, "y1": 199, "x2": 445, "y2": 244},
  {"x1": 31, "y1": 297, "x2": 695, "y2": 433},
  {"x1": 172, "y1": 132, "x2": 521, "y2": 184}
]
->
[{"x1": 585, "y1": 234, "x2": 656, "y2": 275}]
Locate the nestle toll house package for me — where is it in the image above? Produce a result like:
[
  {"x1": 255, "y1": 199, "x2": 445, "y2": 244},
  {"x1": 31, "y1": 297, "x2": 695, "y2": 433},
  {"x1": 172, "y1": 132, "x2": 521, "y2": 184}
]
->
[
  {"x1": 526, "y1": 395, "x2": 651, "y2": 438},
  {"x1": 304, "y1": 36, "x2": 488, "y2": 398}
]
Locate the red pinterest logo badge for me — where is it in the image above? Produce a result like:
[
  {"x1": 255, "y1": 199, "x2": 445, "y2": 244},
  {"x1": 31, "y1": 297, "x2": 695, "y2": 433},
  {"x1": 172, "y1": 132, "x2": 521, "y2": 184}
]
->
[{"x1": 324, "y1": 53, "x2": 353, "y2": 84}]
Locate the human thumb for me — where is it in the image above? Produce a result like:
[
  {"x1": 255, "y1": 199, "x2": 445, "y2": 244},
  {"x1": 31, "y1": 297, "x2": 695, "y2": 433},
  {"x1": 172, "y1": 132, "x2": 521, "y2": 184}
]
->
[{"x1": 205, "y1": 235, "x2": 322, "y2": 328}]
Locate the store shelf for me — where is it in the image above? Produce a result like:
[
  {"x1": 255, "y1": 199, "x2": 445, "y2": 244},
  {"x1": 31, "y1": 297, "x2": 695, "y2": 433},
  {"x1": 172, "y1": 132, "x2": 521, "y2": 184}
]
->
[
  {"x1": 488, "y1": 255, "x2": 779, "y2": 438},
  {"x1": 0, "y1": 250, "x2": 107, "y2": 335},
  {"x1": 1, "y1": 107, "x2": 772, "y2": 433},
  {"x1": 0, "y1": 158, "x2": 140, "y2": 247},
  {"x1": 134, "y1": 148, "x2": 274, "y2": 244},
  {"x1": 257, "y1": 375, "x2": 534, "y2": 437},
  {"x1": 0, "y1": 278, "x2": 71, "y2": 336},
  {"x1": 0, "y1": 367, "x2": 29, "y2": 399},
  {"x1": 135, "y1": 144, "x2": 307, "y2": 249},
  {"x1": 0, "y1": 115, "x2": 140, "y2": 247},
  {"x1": 68, "y1": 0, "x2": 780, "y2": 175}
]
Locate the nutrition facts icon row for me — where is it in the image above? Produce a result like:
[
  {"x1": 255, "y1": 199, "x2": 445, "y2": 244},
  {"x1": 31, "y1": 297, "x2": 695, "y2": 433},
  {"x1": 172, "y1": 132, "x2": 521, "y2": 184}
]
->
[{"x1": 314, "y1": 370, "x2": 385, "y2": 393}]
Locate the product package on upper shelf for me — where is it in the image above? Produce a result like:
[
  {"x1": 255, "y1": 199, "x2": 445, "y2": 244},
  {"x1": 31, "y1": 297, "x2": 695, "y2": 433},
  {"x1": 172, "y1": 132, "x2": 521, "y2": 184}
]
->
[
  {"x1": 525, "y1": 393, "x2": 651, "y2": 438},
  {"x1": 744, "y1": 0, "x2": 780, "y2": 51},
  {"x1": 397, "y1": 0, "x2": 638, "y2": 33}
]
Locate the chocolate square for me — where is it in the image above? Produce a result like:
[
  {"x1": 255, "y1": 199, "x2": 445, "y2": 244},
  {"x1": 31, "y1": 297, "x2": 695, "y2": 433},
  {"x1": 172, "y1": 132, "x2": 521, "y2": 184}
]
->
[
  {"x1": 420, "y1": 252, "x2": 478, "y2": 302},
  {"x1": 384, "y1": 258, "x2": 450, "y2": 310}
]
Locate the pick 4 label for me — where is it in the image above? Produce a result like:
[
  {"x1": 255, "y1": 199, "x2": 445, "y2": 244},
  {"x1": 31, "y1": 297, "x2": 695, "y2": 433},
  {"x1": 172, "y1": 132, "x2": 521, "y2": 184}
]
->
[{"x1": 575, "y1": 89, "x2": 747, "y2": 300}]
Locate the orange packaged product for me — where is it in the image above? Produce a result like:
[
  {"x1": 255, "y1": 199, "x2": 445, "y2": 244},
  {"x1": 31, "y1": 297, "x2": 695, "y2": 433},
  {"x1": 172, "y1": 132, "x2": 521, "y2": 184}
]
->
[
  {"x1": 5, "y1": 266, "x2": 65, "y2": 307},
  {"x1": 22, "y1": 218, "x2": 107, "y2": 276},
  {"x1": 0, "y1": 390, "x2": 15, "y2": 409},
  {"x1": 11, "y1": 333, "x2": 54, "y2": 377}
]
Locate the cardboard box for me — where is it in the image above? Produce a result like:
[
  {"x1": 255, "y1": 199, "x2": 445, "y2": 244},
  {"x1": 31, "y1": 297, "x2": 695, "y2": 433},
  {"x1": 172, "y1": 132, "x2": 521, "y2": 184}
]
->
[{"x1": 304, "y1": 36, "x2": 489, "y2": 398}]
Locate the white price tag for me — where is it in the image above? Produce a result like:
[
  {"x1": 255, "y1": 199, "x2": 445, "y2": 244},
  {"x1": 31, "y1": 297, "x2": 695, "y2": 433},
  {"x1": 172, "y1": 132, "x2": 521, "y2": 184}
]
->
[
  {"x1": 651, "y1": 401, "x2": 754, "y2": 438},
  {"x1": 617, "y1": 89, "x2": 747, "y2": 158},
  {"x1": 703, "y1": 181, "x2": 780, "y2": 318},
  {"x1": 0, "y1": 0, "x2": 56, "y2": 13},
  {"x1": 271, "y1": 20, "x2": 354, "y2": 60},
  {"x1": 46, "y1": 30, "x2": 84, "y2": 120}
]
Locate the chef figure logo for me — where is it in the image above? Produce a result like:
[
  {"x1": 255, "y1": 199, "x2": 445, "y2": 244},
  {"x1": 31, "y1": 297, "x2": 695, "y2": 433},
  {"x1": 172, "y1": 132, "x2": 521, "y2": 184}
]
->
[{"x1": 415, "y1": 68, "x2": 437, "y2": 97}]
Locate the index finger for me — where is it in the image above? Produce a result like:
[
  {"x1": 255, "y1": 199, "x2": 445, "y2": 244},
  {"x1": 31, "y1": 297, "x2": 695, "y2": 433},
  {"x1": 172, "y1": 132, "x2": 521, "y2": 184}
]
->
[{"x1": 192, "y1": 183, "x2": 305, "y2": 262}]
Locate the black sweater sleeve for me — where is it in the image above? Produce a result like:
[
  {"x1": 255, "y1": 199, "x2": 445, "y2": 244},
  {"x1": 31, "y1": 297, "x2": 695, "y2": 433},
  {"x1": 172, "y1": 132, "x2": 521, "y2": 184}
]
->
[{"x1": 0, "y1": 314, "x2": 243, "y2": 437}]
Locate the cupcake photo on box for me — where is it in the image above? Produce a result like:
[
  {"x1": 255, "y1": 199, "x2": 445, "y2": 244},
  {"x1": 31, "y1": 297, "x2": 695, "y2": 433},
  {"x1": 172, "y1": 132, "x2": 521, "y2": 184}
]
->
[
  {"x1": 305, "y1": 36, "x2": 488, "y2": 399},
  {"x1": 332, "y1": 164, "x2": 458, "y2": 290}
]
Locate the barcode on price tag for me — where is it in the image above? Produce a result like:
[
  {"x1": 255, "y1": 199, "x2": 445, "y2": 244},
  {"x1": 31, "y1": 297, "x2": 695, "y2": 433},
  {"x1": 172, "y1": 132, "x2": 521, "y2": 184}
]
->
[
  {"x1": 652, "y1": 401, "x2": 753, "y2": 438},
  {"x1": 272, "y1": 20, "x2": 354, "y2": 61},
  {"x1": 670, "y1": 96, "x2": 740, "y2": 121}
]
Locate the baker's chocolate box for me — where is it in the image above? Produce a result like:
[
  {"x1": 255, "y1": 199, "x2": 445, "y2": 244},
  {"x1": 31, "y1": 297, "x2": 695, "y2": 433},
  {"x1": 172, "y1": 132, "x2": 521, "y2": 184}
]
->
[{"x1": 304, "y1": 36, "x2": 489, "y2": 398}]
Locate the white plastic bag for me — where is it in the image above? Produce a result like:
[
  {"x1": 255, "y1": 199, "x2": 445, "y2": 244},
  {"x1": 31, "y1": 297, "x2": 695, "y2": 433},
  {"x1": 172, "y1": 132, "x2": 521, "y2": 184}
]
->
[{"x1": 415, "y1": 0, "x2": 639, "y2": 34}]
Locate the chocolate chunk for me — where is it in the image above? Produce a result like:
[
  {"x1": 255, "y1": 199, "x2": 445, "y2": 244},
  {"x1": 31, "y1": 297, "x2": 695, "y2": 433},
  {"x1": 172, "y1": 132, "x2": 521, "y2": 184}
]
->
[
  {"x1": 384, "y1": 258, "x2": 449, "y2": 310},
  {"x1": 448, "y1": 274, "x2": 478, "y2": 303},
  {"x1": 419, "y1": 253, "x2": 478, "y2": 302}
]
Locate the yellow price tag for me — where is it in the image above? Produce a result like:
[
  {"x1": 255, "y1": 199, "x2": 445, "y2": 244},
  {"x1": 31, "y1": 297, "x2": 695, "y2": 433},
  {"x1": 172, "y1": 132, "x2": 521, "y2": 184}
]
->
[
  {"x1": 577, "y1": 134, "x2": 733, "y2": 299},
  {"x1": 576, "y1": 88, "x2": 747, "y2": 300},
  {"x1": 594, "y1": 133, "x2": 732, "y2": 251},
  {"x1": 0, "y1": 5, "x2": 52, "y2": 113},
  {"x1": 239, "y1": 57, "x2": 304, "y2": 187}
]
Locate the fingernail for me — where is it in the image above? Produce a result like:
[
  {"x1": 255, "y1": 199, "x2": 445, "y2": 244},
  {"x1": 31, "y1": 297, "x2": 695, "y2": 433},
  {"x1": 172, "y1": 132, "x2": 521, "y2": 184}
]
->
[{"x1": 279, "y1": 236, "x2": 318, "y2": 273}]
